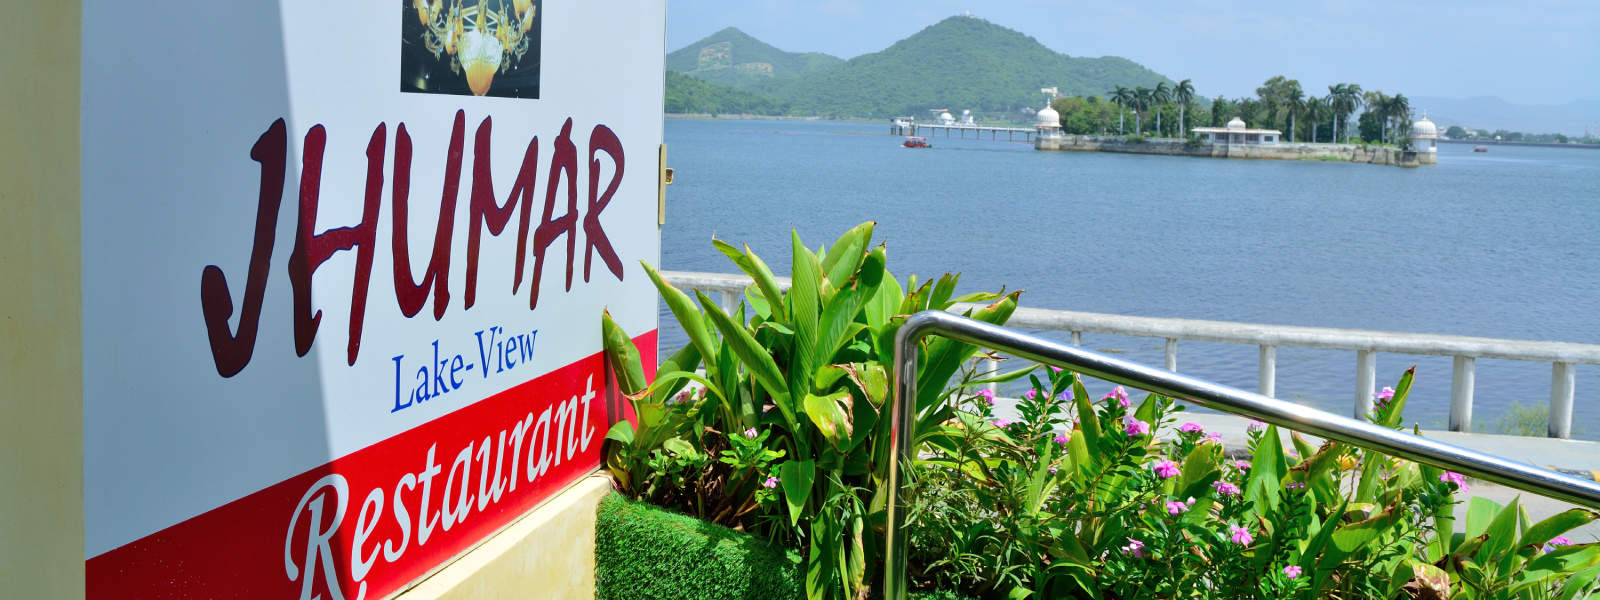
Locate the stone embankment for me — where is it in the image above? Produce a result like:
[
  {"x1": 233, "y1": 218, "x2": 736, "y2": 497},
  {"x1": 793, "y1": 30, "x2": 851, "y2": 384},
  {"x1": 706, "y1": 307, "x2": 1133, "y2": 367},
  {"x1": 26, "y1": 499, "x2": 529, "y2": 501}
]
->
[{"x1": 1036, "y1": 134, "x2": 1432, "y2": 166}]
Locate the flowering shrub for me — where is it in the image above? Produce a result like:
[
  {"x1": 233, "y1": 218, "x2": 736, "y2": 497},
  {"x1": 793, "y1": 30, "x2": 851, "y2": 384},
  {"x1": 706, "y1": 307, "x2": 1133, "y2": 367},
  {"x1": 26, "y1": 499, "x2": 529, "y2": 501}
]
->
[{"x1": 905, "y1": 367, "x2": 1600, "y2": 599}]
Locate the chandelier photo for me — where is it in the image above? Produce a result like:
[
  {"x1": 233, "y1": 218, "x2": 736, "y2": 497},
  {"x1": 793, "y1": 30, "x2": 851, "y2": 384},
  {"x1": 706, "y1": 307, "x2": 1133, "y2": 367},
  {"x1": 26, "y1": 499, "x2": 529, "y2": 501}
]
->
[{"x1": 409, "y1": 0, "x2": 538, "y2": 96}]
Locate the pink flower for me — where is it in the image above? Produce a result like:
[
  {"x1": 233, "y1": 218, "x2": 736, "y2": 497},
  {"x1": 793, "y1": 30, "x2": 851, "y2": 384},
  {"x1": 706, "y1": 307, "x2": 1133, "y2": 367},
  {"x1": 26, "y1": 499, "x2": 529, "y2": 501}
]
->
[
  {"x1": 1121, "y1": 537, "x2": 1145, "y2": 558},
  {"x1": 1103, "y1": 386, "x2": 1131, "y2": 407},
  {"x1": 1439, "y1": 471, "x2": 1469, "y2": 492},
  {"x1": 1203, "y1": 433, "x2": 1224, "y2": 444},
  {"x1": 1235, "y1": 460, "x2": 1251, "y2": 471},
  {"x1": 1246, "y1": 420, "x2": 1267, "y2": 432},
  {"x1": 1165, "y1": 500, "x2": 1188, "y2": 515},
  {"x1": 1213, "y1": 481, "x2": 1241, "y2": 496},
  {"x1": 1048, "y1": 365, "x2": 1064, "y2": 373},
  {"x1": 1179, "y1": 422, "x2": 1205, "y2": 433},
  {"x1": 976, "y1": 389, "x2": 995, "y2": 405},
  {"x1": 1285, "y1": 481, "x2": 1306, "y2": 489},
  {"x1": 1048, "y1": 465, "x2": 1059, "y2": 474},
  {"x1": 1283, "y1": 565, "x2": 1302, "y2": 579},
  {"x1": 1024, "y1": 389, "x2": 1038, "y2": 400},
  {"x1": 1125, "y1": 418, "x2": 1151, "y2": 436},
  {"x1": 763, "y1": 476, "x2": 779, "y2": 489},
  {"x1": 1054, "y1": 433, "x2": 1071, "y2": 446},
  {"x1": 992, "y1": 419, "x2": 1012, "y2": 429},
  {"x1": 1152, "y1": 460, "x2": 1180, "y2": 479},
  {"x1": 1544, "y1": 536, "x2": 1573, "y2": 552},
  {"x1": 743, "y1": 427, "x2": 758, "y2": 439},
  {"x1": 1228, "y1": 524, "x2": 1254, "y2": 546},
  {"x1": 1374, "y1": 387, "x2": 1395, "y2": 401}
]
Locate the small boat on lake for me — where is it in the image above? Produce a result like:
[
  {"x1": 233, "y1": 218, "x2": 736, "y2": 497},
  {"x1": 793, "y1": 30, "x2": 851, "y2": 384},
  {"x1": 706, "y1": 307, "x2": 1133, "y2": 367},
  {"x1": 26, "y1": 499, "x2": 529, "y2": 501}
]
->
[
  {"x1": 903, "y1": 136, "x2": 931, "y2": 148},
  {"x1": 1474, "y1": 146, "x2": 1488, "y2": 152}
]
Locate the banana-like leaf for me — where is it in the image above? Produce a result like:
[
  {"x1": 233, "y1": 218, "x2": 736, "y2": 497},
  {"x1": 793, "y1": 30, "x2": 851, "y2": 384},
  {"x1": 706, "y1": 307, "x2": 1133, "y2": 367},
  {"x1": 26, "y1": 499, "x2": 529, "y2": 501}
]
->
[
  {"x1": 642, "y1": 263, "x2": 719, "y2": 374},
  {"x1": 780, "y1": 459, "x2": 816, "y2": 527},
  {"x1": 1375, "y1": 366, "x2": 1416, "y2": 429},
  {"x1": 820, "y1": 221, "x2": 874, "y2": 302},
  {"x1": 713, "y1": 239, "x2": 788, "y2": 323},
  {"x1": 601, "y1": 309, "x2": 648, "y2": 395},
  {"x1": 916, "y1": 292, "x2": 1020, "y2": 413},
  {"x1": 863, "y1": 266, "x2": 903, "y2": 332},
  {"x1": 696, "y1": 290, "x2": 795, "y2": 430},
  {"x1": 1243, "y1": 425, "x2": 1287, "y2": 514},
  {"x1": 1510, "y1": 544, "x2": 1600, "y2": 595},
  {"x1": 789, "y1": 231, "x2": 823, "y2": 399},
  {"x1": 804, "y1": 389, "x2": 854, "y2": 446},
  {"x1": 1476, "y1": 496, "x2": 1521, "y2": 565}
]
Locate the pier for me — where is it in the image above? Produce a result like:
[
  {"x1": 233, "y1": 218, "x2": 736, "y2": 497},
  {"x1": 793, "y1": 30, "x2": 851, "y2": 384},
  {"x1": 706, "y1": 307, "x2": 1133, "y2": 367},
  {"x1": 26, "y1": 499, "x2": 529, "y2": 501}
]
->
[{"x1": 890, "y1": 117, "x2": 1035, "y2": 142}]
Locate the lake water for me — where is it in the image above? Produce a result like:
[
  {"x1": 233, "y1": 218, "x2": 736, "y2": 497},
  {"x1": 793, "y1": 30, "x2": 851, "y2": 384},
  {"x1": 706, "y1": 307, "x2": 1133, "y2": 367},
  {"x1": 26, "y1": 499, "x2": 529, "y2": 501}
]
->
[{"x1": 658, "y1": 118, "x2": 1600, "y2": 439}]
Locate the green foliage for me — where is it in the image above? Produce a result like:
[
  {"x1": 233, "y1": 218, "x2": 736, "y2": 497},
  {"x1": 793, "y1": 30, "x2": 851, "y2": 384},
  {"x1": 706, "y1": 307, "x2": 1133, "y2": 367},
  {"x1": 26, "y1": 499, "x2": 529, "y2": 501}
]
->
[
  {"x1": 904, "y1": 367, "x2": 1600, "y2": 599},
  {"x1": 666, "y1": 70, "x2": 790, "y2": 115},
  {"x1": 601, "y1": 222, "x2": 1017, "y2": 599},
  {"x1": 1479, "y1": 400, "x2": 1556, "y2": 437},
  {"x1": 596, "y1": 493, "x2": 805, "y2": 600}
]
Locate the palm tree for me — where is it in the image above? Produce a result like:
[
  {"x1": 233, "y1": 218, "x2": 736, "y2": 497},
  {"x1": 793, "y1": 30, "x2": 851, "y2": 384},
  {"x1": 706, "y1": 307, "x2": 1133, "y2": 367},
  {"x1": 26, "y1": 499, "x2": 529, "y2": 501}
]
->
[
  {"x1": 1152, "y1": 82, "x2": 1171, "y2": 137},
  {"x1": 1389, "y1": 93, "x2": 1410, "y2": 144},
  {"x1": 1175, "y1": 79, "x2": 1195, "y2": 136},
  {"x1": 1133, "y1": 87, "x2": 1151, "y2": 134},
  {"x1": 1306, "y1": 96, "x2": 1323, "y2": 143},
  {"x1": 1364, "y1": 90, "x2": 1389, "y2": 142},
  {"x1": 1340, "y1": 83, "x2": 1364, "y2": 142},
  {"x1": 1327, "y1": 85, "x2": 1343, "y2": 143},
  {"x1": 1109, "y1": 86, "x2": 1132, "y2": 134},
  {"x1": 1285, "y1": 87, "x2": 1305, "y2": 142}
]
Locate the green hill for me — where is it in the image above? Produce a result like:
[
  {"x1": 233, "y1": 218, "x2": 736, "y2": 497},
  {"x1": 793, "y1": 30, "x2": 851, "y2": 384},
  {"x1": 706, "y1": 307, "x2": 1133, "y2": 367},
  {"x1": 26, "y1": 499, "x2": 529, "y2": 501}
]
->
[
  {"x1": 662, "y1": 16, "x2": 1175, "y2": 119},
  {"x1": 774, "y1": 15, "x2": 1173, "y2": 118},
  {"x1": 664, "y1": 71, "x2": 789, "y2": 115},
  {"x1": 667, "y1": 27, "x2": 844, "y2": 90}
]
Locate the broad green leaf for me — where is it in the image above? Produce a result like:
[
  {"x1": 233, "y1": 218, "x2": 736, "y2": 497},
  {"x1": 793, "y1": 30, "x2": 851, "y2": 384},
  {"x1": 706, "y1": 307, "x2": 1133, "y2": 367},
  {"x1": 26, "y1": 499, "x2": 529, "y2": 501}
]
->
[
  {"x1": 696, "y1": 290, "x2": 794, "y2": 428},
  {"x1": 1511, "y1": 544, "x2": 1600, "y2": 594},
  {"x1": 804, "y1": 390, "x2": 854, "y2": 445},
  {"x1": 1522, "y1": 509, "x2": 1600, "y2": 550},
  {"x1": 642, "y1": 263, "x2": 719, "y2": 372},
  {"x1": 1466, "y1": 496, "x2": 1504, "y2": 540},
  {"x1": 929, "y1": 273, "x2": 958, "y2": 309},
  {"x1": 863, "y1": 266, "x2": 903, "y2": 331},
  {"x1": 1243, "y1": 425, "x2": 1287, "y2": 513},
  {"x1": 1071, "y1": 376, "x2": 1102, "y2": 452},
  {"x1": 1556, "y1": 561, "x2": 1600, "y2": 600},
  {"x1": 712, "y1": 239, "x2": 788, "y2": 323},
  {"x1": 1476, "y1": 496, "x2": 1521, "y2": 564},
  {"x1": 1376, "y1": 366, "x2": 1416, "y2": 429},
  {"x1": 916, "y1": 291, "x2": 1020, "y2": 413},
  {"x1": 650, "y1": 342, "x2": 702, "y2": 404},
  {"x1": 780, "y1": 459, "x2": 816, "y2": 527},
  {"x1": 661, "y1": 437, "x2": 696, "y2": 457},
  {"x1": 789, "y1": 231, "x2": 823, "y2": 397},
  {"x1": 600, "y1": 309, "x2": 647, "y2": 395},
  {"x1": 819, "y1": 221, "x2": 874, "y2": 301}
]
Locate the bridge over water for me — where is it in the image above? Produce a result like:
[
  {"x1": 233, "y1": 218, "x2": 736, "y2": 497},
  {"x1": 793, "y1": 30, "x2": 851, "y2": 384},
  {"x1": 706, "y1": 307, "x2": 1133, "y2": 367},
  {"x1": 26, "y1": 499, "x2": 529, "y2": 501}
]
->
[{"x1": 890, "y1": 118, "x2": 1036, "y2": 142}]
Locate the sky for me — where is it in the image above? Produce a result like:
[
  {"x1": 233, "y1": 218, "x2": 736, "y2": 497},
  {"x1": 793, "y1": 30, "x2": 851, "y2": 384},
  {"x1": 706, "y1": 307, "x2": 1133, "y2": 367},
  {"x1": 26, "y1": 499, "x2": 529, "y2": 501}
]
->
[{"x1": 667, "y1": 0, "x2": 1600, "y2": 106}]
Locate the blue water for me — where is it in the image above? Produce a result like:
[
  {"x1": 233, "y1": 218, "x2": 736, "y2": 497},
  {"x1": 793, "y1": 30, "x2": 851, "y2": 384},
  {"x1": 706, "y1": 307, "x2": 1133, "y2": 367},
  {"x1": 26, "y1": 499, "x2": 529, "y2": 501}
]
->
[{"x1": 659, "y1": 118, "x2": 1600, "y2": 439}]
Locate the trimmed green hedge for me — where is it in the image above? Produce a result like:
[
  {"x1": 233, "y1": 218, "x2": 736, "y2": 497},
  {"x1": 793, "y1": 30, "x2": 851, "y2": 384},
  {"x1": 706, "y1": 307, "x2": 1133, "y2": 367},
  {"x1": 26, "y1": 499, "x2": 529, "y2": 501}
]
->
[
  {"x1": 595, "y1": 493, "x2": 973, "y2": 600},
  {"x1": 596, "y1": 493, "x2": 804, "y2": 600}
]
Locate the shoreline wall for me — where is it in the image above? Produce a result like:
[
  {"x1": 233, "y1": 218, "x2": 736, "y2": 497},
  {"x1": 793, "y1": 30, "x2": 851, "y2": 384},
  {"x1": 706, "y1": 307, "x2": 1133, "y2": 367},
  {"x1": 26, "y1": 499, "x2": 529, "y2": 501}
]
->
[{"x1": 1036, "y1": 135, "x2": 1433, "y2": 166}]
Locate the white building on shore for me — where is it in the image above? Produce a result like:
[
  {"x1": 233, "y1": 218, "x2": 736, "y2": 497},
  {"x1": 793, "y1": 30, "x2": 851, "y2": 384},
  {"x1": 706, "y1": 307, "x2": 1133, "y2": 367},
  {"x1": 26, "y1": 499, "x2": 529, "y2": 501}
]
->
[{"x1": 1191, "y1": 117, "x2": 1282, "y2": 145}]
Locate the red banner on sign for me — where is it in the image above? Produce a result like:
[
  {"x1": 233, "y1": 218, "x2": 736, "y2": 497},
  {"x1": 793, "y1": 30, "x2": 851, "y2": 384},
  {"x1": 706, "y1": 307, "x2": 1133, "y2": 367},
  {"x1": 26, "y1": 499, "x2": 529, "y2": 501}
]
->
[{"x1": 87, "y1": 330, "x2": 655, "y2": 599}]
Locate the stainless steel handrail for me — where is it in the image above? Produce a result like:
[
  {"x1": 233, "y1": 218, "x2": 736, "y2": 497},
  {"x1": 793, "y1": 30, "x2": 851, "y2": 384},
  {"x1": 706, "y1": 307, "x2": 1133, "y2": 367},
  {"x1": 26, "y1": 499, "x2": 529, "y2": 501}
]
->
[{"x1": 884, "y1": 310, "x2": 1600, "y2": 600}]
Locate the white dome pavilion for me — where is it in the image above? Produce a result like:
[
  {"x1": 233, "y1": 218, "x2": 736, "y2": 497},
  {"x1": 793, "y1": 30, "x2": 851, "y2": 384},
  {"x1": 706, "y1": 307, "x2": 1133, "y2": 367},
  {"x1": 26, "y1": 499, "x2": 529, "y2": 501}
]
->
[{"x1": 1036, "y1": 105, "x2": 1061, "y2": 129}]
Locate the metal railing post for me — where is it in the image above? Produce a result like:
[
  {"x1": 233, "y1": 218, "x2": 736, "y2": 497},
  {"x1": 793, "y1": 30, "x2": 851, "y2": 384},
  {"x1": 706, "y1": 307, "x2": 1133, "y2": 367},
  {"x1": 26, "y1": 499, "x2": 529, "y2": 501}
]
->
[
  {"x1": 1070, "y1": 330, "x2": 1082, "y2": 346},
  {"x1": 1259, "y1": 345, "x2": 1276, "y2": 397},
  {"x1": 1355, "y1": 350, "x2": 1377, "y2": 418},
  {"x1": 1450, "y1": 356, "x2": 1475, "y2": 432},
  {"x1": 1550, "y1": 362, "x2": 1575, "y2": 439},
  {"x1": 1164, "y1": 338, "x2": 1178, "y2": 372},
  {"x1": 986, "y1": 357, "x2": 1000, "y2": 396},
  {"x1": 720, "y1": 290, "x2": 738, "y2": 315}
]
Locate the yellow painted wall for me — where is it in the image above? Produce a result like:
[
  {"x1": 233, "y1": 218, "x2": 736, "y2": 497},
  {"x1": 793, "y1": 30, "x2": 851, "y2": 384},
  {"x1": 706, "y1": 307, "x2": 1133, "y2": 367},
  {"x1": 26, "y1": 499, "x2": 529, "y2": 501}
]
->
[
  {"x1": 0, "y1": 1, "x2": 85, "y2": 597},
  {"x1": 395, "y1": 475, "x2": 611, "y2": 599}
]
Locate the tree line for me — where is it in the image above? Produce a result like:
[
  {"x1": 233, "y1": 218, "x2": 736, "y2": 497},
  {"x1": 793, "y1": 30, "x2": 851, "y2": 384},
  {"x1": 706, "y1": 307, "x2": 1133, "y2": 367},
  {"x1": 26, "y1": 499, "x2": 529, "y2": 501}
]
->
[{"x1": 1050, "y1": 76, "x2": 1420, "y2": 145}]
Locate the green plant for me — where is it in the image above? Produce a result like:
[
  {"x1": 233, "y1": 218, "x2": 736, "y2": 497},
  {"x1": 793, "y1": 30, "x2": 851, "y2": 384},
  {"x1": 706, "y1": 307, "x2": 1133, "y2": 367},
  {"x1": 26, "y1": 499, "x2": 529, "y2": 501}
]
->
[
  {"x1": 1123, "y1": 134, "x2": 1148, "y2": 144},
  {"x1": 601, "y1": 222, "x2": 1019, "y2": 599},
  {"x1": 596, "y1": 493, "x2": 805, "y2": 600},
  {"x1": 905, "y1": 367, "x2": 1600, "y2": 599}
]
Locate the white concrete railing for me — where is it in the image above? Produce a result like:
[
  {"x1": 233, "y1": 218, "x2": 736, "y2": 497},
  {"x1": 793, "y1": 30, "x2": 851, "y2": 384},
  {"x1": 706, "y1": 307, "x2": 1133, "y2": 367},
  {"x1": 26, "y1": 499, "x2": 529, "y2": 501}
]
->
[{"x1": 661, "y1": 270, "x2": 1600, "y2": 439}]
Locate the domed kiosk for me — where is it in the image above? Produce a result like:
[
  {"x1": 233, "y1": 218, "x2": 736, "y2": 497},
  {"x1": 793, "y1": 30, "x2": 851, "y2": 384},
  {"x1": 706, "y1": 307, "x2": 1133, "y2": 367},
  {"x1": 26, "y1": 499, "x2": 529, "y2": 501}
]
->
[
  {"x1": 1409, "y1": 112, "x2": 1439, "y2": 165},
  {"x1": 1033, "y1": 104, "x2": 1064, "y2": 149}
]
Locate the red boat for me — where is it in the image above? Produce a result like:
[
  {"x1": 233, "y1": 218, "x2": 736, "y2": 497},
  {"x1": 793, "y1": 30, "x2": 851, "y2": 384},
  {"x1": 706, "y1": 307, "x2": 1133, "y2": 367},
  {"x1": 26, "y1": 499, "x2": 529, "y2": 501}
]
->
[{"x1": 903, "y1": 136, "x2": 931, "y2": 148}]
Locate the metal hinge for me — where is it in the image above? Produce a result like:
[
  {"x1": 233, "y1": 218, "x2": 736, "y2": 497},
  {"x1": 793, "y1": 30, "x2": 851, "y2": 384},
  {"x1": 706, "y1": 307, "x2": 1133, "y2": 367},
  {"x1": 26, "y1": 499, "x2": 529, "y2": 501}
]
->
[{"x1": 658, "y1": 144, "x2": 673, "y2": 226}]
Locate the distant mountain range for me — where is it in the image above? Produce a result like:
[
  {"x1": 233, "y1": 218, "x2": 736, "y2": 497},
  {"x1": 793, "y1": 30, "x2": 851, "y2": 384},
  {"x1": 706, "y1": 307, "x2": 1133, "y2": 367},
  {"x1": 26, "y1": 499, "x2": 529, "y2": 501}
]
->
[
  {"x1": 666, "y1": 16, "x2": 1171, "y2": 119},
  {"x1": 1410, "y1": 97, "x2": 1600, "y2": 137}
]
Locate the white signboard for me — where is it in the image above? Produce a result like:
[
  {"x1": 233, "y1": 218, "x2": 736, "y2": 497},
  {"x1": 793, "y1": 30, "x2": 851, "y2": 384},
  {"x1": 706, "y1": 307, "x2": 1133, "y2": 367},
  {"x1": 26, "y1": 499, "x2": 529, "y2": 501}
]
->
[{"x1": 80, "y1": 2, "x2": 662, "y2": 596}]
